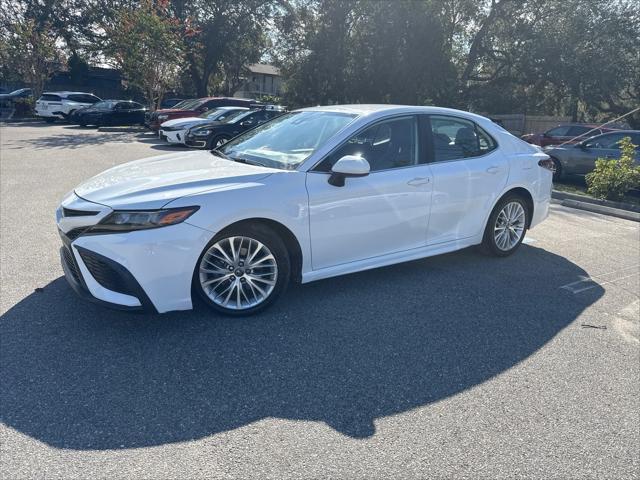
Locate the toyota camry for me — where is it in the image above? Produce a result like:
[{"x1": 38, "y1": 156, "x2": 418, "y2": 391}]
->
[{"x1": 57, "y1": 105, "x2": 552, "y2": 315}]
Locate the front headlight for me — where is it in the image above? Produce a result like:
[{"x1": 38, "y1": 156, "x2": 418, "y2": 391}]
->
[
  {"x1": 89, "y1": 206, "x2": 199, "y2": 233},
  {"x1": 192, "y1": 129, "x2": 211, "y2": 136}
]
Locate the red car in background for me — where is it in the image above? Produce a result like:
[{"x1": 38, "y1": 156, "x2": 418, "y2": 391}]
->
[
  {"x1": 521, "y1": 123, "x2": 621, "y2": 147},
  {"x1": 146, "y1": 97, "x2": 259, "y2": 131}
]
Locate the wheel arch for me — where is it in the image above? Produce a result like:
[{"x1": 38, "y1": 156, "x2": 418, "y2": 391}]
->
[
  {"x1": 215, "y1": 217, "x2": 304, "y2": 283},
  {"x1": 495, "y1": 186, "x2": 535, "y2": 228}
]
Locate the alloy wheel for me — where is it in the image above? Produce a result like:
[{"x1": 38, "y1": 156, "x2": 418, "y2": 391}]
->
[
  {"x1": 198, "y1": 236, "x2": 278, "y2": 310},
  {"x1": 494, "y1": 201, "x2": 526, "y2": 251}
]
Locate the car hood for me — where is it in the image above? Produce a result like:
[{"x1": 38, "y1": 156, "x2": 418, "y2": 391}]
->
[
  {"x1": 190, "y1": 120, "x2": 226, "y2": 131},
  {"x1": 161, "y1": 117, "x2": 208, "y2": 128},
  {"x1": 74, "y1": 151, "x2": 276, "y2": 210}
]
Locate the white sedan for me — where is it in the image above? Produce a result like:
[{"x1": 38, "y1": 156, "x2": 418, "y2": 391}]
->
[
  {"x1": 158, "y1": 106, "x2": 248, "y2": 144},
  {"x1": 57, "y1": 105, "x2": 552, "y2": 315}
]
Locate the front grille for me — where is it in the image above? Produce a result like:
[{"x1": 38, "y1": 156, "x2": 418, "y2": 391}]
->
[
  {"x1": 62, "y1": 247, "x2": 82, "y2": 284},
  {"x1": 65, "y1": 227, "x2": 88, "y2": 241},
  {"x1": 63, "y1": 207, "x2": 99, "y2": 217},
  {"x1": 78, "y1": 250, "x2": 134, "y2": 295}
]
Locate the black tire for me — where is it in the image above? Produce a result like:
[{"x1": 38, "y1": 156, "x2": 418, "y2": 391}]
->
[
  {"x1": 208, "y1": 134, "x2": 231, "y2": 150},
  {"x1": 551, "y1": 157, "x2": 563, "y2": 181},
  {"x1": 193, "y1": 223, "x2": 291, "y2": 316},
  {"x1": 44, "y1": 118, "x2": 55, "y2": 124},
  {"x1": 480, "y1": 194, "x2": 530, "y2": 257}
]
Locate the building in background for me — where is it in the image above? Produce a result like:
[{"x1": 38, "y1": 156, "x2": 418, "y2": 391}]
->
[{"x1": 234, "y1": 64, "x2": 282, "y2": 99}]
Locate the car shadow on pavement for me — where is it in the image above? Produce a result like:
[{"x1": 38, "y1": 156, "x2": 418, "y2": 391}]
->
[{"x1": 0, "y1": 245, "x2": 603, "y2": 450}]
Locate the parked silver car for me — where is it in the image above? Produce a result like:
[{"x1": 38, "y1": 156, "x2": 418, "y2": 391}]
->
[{"x1": 545, "y1": 130, "x2": 640, "y2": 180}]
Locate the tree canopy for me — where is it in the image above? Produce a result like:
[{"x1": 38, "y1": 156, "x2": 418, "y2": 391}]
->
[{"x1": 0, "y1": 0, "x2": 638, "y2": 125}]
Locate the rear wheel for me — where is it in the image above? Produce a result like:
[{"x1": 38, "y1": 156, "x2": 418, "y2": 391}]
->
[
  {"x1": 194, "y1": 224, "x2": 290, "y2": 316},
  {"x1": 481, "y1": 195, "x2": 529, "y2": 257}
]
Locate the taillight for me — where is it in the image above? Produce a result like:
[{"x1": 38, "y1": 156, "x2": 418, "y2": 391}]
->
[{"x1": 538, "y1": 158, "x2": 555, "y2": 172}]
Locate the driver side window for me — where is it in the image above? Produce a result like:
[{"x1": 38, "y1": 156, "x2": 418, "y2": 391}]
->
[{"x1": 315, "y1": 116, "x2": 417, "y2": 172}]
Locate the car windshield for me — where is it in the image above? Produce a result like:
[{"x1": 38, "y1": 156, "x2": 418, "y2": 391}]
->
[
  {"x1": 199, "y1": 108, "x2": 243, "y2": 120},
  {"x1": 9, "y1": 89, "x2": 28, "y2": 95},
  {"x1": 224, "y1": 109, "x2": 258, "y2": 124},
  {"x1": 218, "y1": 111, "x2": 357, "y2": 170},
  {"x1": 172, "y1": 99, "x2": 199, "y2": 110}
]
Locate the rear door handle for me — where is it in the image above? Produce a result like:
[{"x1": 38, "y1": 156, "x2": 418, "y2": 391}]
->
[
  {"x1": 486, "y1": 166, "x2": 500, "y2": 174},
  {"x1": 407, "y1": 177, "x2": 430, "y2": 186}
]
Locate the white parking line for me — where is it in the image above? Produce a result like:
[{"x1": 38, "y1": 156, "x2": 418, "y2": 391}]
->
[{"x1": 560, "y1": 265, "x2": 640, "y2": 294}]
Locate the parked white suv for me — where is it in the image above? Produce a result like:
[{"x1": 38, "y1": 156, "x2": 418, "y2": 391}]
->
[{"x1": 35, "y1": 92, "x2": 102, "y2": 122}]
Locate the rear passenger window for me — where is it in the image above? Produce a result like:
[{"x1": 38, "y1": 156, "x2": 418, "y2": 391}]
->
[
  {"x1": 68, "y1": 94, "x2": 101, "y2": 103},
  {"x1": 429, "y1": 116, "x2": 497, "y2": 161},
  {"x1": 39, "y1": 94, "x2": 61, "y2": 102}
]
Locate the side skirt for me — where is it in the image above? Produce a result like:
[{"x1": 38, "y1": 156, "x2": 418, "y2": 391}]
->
[{"x1": 301, "y1": 236, "x2": 482, "y2": 284}]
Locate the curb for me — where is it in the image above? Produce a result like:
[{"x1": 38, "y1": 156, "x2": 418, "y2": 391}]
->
[{"x1": 552, "y1": 190, "x2": 640, "y2": 222}]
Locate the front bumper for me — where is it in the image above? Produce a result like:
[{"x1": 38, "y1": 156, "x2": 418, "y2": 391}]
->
[
  {"x1": 57, "y1": 193, "x2": 213, "y2": 313},
  {"x1": 60, "y1": 237, "x2": 156, "y2": 313},
  {"x1": 159, "y1": 129, "x2": 186, "y2": 144},
  {"x1": 185, "y1": 134, "x2": 208, "y2": 148},
  {"x1": 35, "y1": 109, "x2": 64, "y2": 119}
]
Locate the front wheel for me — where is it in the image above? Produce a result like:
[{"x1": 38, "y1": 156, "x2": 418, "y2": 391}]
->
[
  {"x1": 194, "y1": 224, "x2": 291, "y2": 316},
  {"x1": 208, "y1": 135, "x2": 231, "y2": 150},
  {"x1": 481, "y1": 195, "x2": 529, "y2": 257}
]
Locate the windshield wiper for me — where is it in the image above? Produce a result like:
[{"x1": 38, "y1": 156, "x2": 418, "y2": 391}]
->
[
  {"x1": 211, "y1": 148, "x2": 230, "y2": 159},
  {"x1": 211, "y1": 149, "x2": 268, "y2": 167}
]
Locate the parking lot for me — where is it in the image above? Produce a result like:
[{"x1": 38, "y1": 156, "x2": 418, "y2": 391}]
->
[{"x1": 1, "y1": 122, "x2": 638, "y2": 479}]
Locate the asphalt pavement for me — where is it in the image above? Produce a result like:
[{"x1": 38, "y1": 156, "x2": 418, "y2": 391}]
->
[{"x1": 1, "y1": 123, "x2": 639, "y2": 479}]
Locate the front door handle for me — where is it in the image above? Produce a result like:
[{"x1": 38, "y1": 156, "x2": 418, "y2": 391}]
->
[
  {"x1": 407, "y1": 177, "x2": 431, "y2": 186},
  {"x1": 486, "y1": 166, "x2": 500, "y2": 174}
]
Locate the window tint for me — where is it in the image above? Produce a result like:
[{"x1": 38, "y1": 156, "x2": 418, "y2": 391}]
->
[
  {"x1": 67, "y1": 94, "x2": 101, "y2": 103},
  {"x1": 317, "y1": 116, "x2": 417, "y2": 172},
  {"x1": 566, "y1": 126, "x2": 591, "y2": 137},
  {"x1": 430, "y1": 115, "x2": 496, "y2": 161},
  {"x1": 39, "y1": 94, "x2": 61, "y2": 102},
  {"x1": 586, "y1": 133, "x2": 626, "y2": 149},
  {"x1": 546, "y1": 126, "x2": 571, "y2": 137}
]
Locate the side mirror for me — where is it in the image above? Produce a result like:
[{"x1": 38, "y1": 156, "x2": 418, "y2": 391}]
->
[
  {"x1": 543, "y1": 132, "x2": 551, "y2": 138},
  {"x1": 328, "y1": 155, "x2": 370, "y2": 187},
  {"x1": 240, "y1": 120, "x2": 255, "y2": 127},
  {"x1": 578, "y1": 142, "x2": 589, "y2": 150}
]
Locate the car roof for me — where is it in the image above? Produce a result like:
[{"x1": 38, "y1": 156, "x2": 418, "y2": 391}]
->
[
  {"x1": 594, "y1": 129, "x2": 639, "y2": 134},
  {"x1": 41, "y1": 91, "x2": 98, "y2": 97},
  {"x1": 297, "y1": 104, "x2": 492, "y2": 122},
  {"x1": 215, "y1": 106, "x2": 249, "y2": 111}
]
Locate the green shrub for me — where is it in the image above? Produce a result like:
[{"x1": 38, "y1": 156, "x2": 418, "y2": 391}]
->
[
  {"x1": 586, "y1": 136, "x2": 640, "y2": 201},
  {"x1": 12, "y1": 97, "x2": 35, "y2": 118}
]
